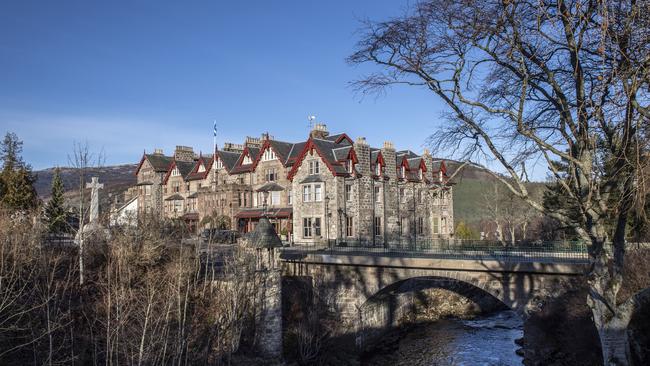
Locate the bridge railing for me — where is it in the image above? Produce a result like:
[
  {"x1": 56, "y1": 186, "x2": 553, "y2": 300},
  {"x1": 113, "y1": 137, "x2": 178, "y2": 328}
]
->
[{"x1": 282, "y1": 239, "x2": 589, "y2": 262}]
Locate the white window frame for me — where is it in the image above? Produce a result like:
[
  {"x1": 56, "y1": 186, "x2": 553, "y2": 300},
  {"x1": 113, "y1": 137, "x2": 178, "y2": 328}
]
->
[
  {"x1": 314, "y1": 184, "x2": 322, "y2": 202},
  {"x1": 243, "y1": 155, "x2": 253, "y2": 165},
  {"x1": 309, "y1": 160, "x2": 320, "y2": 175},
  {"x1": 262, "y1": 148, "x2": 277, "y2": 161},
  {"x1": 345, "y1": 184, "x2": 352, "y2": 202},
  {"x1": 303, "y1": 185, "x2": 312, "y2": 202},
  {"x1": 303, "y1": 218, "x2": 313, "y2": 238}
]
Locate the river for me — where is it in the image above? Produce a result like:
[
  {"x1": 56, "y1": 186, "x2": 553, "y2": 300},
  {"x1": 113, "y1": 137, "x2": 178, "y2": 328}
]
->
[{"x1": 361, "y1": 310, "x2": 524, "y2": 366}]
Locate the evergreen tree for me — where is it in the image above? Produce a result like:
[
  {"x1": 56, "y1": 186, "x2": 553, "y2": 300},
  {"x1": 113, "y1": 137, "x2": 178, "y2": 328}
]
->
[
  {"x1": 44, "y1": 168, "x2": 67, "y2": 233},
  {"x1": 0, "y1": 132, "x2": 39, "y2": 210}
]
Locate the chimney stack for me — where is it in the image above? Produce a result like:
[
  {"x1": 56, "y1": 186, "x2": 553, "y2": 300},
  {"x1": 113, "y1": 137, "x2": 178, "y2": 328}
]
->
[
  {"x1": 310, "y1": 123, "x2": 330, "y2": 139},
  {"x1": 174, "y1": 146, "x2": 194, "y2": 162}
]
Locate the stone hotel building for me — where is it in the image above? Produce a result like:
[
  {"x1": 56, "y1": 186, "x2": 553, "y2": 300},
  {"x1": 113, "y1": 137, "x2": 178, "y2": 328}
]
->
[{"x1": 116, "y1": 124, "x2": 454, "y2": 244}]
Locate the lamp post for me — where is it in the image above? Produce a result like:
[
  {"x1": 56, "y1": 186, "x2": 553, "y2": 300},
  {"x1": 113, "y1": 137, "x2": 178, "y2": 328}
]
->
[{"x1": 324, "y1": 195, "x2": 330, "y2": 247}]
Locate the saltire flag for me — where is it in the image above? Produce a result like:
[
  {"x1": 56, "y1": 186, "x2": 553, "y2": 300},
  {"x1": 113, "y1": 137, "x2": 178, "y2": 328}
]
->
[{"x1": 213, "y1": 120, "x2": 217, "y2": 137}]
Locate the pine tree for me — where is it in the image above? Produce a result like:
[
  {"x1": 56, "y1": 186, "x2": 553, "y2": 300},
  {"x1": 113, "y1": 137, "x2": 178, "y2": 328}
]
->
[
  {"x1": 44, "y1": 168, "x2": 67, "y2": 233},
  {"x1": 0, "y1": 132, "x2": 39, "y2": 211}
]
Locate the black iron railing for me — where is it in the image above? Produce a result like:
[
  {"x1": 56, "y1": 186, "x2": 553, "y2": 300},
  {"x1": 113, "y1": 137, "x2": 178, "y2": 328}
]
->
[{"x1": 281, "y1": 239, "x2": 590, "y2": 263}]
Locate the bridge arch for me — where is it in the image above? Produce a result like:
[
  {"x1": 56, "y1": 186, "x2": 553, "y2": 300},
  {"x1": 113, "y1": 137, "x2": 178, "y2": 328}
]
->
[{"x1": 356, "y1": 275, "x2": 519, "y2": 347}]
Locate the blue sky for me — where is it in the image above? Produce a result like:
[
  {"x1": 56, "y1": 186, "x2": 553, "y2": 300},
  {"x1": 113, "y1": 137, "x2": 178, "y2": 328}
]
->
[{"x1": 1, "y1": 0, "x2": 449, "y2": 170}]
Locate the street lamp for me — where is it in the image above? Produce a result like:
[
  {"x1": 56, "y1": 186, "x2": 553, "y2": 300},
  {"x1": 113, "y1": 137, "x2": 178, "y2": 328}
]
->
[{"x1": 324, "y1": 195, "x2": 330, "y2": 247}]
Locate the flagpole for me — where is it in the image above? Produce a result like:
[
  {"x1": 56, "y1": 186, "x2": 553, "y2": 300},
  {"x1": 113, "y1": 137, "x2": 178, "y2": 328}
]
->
[{"x1": 213, "y1": 120, "x2": 217, "y2": 154}]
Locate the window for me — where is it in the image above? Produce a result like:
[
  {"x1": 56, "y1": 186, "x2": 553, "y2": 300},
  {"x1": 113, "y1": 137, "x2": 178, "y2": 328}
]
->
[
  {"x1": 418, "y1": 168, "x2": 423, "y2": 180},
  {"x1": 314, "y1": 217, "x2": 321, "y2": 237},
  {"x1": 266, "y1": 168, "x2": 277, "y2": 182},
  {"x1": 345, "y1": 184, "x2": 352, "y2": 202},
  {"x1": 309, "y1": 160, "x2": 320, "y2": 175},
  {"x1": 271, "y1": 191, "x2": 280, "y2": 205},
  {"x1": 303, "y1": 217, "x2": 321, "y2": 238},
  {"x1": 346, "y1": 160, "x2": 354, "y2": 174},
  {"x1": 375, "y1": 163, "x2": 382, "y2": 176},
  {"x1": 433, "y1": 217, "x2": 440, "y2": 234},
  {"x1": 262, "y1": 148, "x2": 277, "y2": 161},
  {"x1": 171, "y1": 167, "x2": 180, "y2": 177},
  {"x1": 198, "y1": 164, "x2": 205, "y2": 173},
  {"x1": 173, "y1": 182, "x2": 180, "y2": 193},
  {"x1": 399, "y1": 217, "x2": 407, "y2": 235},
  {"x1": 418, "y1": 217, "x2": 424, "y2": 235},
  {"x1": 303, "y1": 185, "x2": 312, "y2": 202},
  {"x1": 399, "y1": 188, "x2": 405, "y2": 203},
  {"x1": 314, "y1": 184, "x2": 322, "y2": 202},
  {"x1": 441, "y1": 217, "x2": 447, "y2": 234},
  {"x1": 374, "y1": 186, "x2": 381, "y2": 203},
  {"x1": 401, "y1": 166, "x2": 406, "y2": 178},
  {"x1": 374, "y1": 217, "x2": 382, "y2": 237},
  {"x1": 215, "y1": 159, "x2": 223, "y2": 170},
  {"x1": 346, "y1": 217, "x2": 353, "y2": 237},
  {"x1": 303, "y1": 218, "x2": 312, "y2": 238},
  {"x1": 419, "y1": 190, "x2": 424, "y2": 203},
  {"x1": 243, "y1": 155, "x2": 253, "y2": 165},
  {"x1": 186, "y1": 183, "x2": 190, "y2": 191},
  {"x1": 288, "y1": 189, "x2": 292, "y2": 205},
  {"x1": 145, "y1": 185, "x2": 151, "y2": 195}
]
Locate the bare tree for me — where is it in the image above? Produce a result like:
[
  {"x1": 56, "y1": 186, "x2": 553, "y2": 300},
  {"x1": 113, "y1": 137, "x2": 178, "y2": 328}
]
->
[
  {"x1": 349, "y1": 1, "x2": 649, "y2": 364},
  {"x1": 68, "y1": 140, "x2": 105, "y2": 285}
]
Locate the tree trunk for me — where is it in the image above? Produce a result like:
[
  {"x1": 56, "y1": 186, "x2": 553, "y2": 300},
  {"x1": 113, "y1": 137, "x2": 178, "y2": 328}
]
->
[{"x1": 586, "y1": 235, "x2": 629, "y2": 365}]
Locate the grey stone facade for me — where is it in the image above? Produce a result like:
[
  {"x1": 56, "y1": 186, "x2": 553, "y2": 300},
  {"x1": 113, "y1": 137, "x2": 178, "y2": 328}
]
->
[{"x1": 130, "y1": 124, "x2": 454, "y2": 240}]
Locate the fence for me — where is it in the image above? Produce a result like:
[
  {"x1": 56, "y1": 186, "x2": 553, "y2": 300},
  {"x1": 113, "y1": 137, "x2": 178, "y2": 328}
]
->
[{"x1": 282, "y1": 239, "x2": 590, "y2": 263}]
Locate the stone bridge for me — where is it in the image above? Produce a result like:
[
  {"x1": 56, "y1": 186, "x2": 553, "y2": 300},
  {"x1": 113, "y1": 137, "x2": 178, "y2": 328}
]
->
[{"x1": 280, "y1": 248, "x2": 589, "y2": 347}]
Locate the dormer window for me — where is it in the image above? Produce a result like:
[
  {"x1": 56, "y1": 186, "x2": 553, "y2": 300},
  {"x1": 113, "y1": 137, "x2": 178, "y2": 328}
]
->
[
  {"x1": 215, "y1": 159, "x2": 223, "y2": 170},
  {"x1": 171, "y1": 167, "x2": 180, "y2": 177},
  {"x1": 346, "y1": 160, "x2": 354, "y2": 174},
  {"x1": 198, "y1": 164, "x2": 206, "y2": 173},
  {"x1": 243, "y1": 155, "x2": 253, "y2": 165},
  {"x1": 262, "y1": 148, "x2": 277, "y2": 161},
  {"x1": 418, "y1": 168, "x2": 423, "y2": 180}
]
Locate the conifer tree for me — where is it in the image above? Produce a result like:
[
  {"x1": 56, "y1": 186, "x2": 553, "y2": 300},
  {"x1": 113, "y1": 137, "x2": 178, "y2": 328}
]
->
[
  {"x1": 0, "y1": 132, "x2": 39, "y2": 210},
  {"x1": 44, "y1": 168, "x2": 67, "y2": 233}
]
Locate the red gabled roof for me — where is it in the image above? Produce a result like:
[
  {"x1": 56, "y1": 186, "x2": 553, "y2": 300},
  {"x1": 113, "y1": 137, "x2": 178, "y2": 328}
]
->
[
  {"x1": 134, "y1": 154, "x2": 147, "y2": 176},
  {"x1": 162, "y1": 160, "x2": 178, "y2": 184},
  {"x1": 335, "y1": 133, "x2": 353, "y2": 145},
  {"x1": 287, "y1": 137, "x2": 349, "y2": 181}
]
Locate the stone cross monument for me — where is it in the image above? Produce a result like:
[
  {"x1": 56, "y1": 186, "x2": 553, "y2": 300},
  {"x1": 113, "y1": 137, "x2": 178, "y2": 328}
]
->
[{"x1": 86, "y1": 177, "x2": 103, "y2": 223}]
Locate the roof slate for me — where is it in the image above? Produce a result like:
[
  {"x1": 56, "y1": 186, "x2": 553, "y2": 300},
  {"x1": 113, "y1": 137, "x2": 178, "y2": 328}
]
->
[{"x1": 145, "y1": 154, "x2": 174, "y2": 172}]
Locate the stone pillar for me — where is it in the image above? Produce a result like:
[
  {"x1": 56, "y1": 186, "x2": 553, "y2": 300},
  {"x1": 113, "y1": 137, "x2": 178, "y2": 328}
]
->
[
  {"x1": 382, "y1": 142, "x2": 398, "y2": 243},
  {"x1": 255, "y1": 249, "x2": 282, "y2": 358},
  {"x1": 354, "y1": 137, "x2": 372, "y2": 243},
  {"x1": 256, "y1": 267, "x2": 283, "y2": 358}
]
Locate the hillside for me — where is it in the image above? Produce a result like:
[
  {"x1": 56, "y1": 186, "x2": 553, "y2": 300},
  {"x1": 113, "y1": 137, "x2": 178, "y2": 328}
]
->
[{"x1": 34, "y1": 165, "x2": 137, "y2": 211}]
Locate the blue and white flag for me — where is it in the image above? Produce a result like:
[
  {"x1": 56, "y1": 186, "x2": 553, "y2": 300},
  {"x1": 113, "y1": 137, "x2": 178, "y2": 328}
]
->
[{"x1": 213, "y1": 120, "x2": 217, "y2": 137}]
